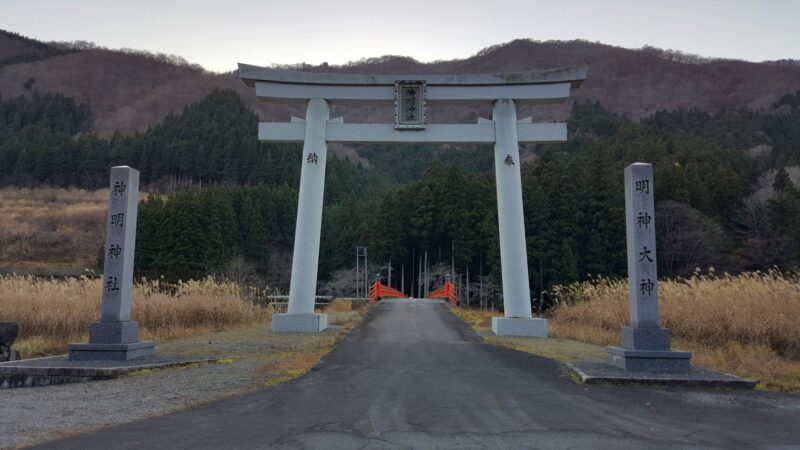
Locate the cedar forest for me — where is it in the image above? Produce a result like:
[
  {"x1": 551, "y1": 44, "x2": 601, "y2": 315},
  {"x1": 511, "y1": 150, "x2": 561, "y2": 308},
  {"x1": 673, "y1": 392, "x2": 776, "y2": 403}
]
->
[{"x1": 2, "y1": 88, "x2": 800, "y2": 309}]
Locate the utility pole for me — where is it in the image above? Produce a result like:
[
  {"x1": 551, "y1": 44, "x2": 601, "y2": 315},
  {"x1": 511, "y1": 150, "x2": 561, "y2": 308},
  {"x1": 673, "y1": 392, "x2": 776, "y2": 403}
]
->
[
  {"x1": 418, "y1": 254, "x2": 422, "y2": 298},
  {"x1": 451, "y1": 241, "x2": 455, "y2": 286},
  {"x1": 480, "y1": 252, "x2": 484, "y2": 310},
  {"x1": 356, "y1": 247, "x2": 360, "y2": 300},
  {"x1": 411, "y1": 248, "x2": 415, "y2": 297},
  {"x1": 388, "y1": 260, "x2": 392, "y2": 288},
  {"x1": 355, "y1": 246, "x2": 368, "y2": 300},
  {"x1": 460, "y1": 274, "x2": 464, "y2": 307},
  {"x1": 401, "y1": 264, "x2": 405, "y2": 295},
  {"x1": 466, "y1": 266, "x2": 470, "y2": 308},
  {"x1": 539, "y1": 255, "x2": 544, "y2": 307},
  {"x1": 424, "y1": 250, "x2": 429, "y2": 297}
]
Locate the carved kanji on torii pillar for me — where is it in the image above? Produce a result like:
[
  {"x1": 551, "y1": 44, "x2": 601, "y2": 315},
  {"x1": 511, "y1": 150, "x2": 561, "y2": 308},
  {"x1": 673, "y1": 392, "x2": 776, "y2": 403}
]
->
[{"x1": 239, "y1": 63, "x2": 587, "y2": 335}]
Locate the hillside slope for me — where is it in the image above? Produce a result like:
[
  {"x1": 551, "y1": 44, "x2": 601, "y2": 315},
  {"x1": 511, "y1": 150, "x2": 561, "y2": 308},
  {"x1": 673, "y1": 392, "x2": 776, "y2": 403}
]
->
[
  {"x1": 1, "y1": 32, "x2": 799, "y2": 137},
  {"x1": 0, "y1": 30, "x2": 73, "y2": 66}
]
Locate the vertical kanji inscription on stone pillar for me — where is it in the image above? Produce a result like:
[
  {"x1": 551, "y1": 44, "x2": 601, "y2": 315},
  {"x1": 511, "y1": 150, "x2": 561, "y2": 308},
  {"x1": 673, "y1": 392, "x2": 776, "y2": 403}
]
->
[
  {"x1": 101, "y1": 167, "x2": 139, "y2": 322},
  {"x1": 69, "y1": 166, "x2": 154, "y2": 360},
  {"x1": 625, "y1": 163, "x2": 659, "y2": 328},
  {"x1": 606, "y1": 162, "x2": 691, "y2": 372}
]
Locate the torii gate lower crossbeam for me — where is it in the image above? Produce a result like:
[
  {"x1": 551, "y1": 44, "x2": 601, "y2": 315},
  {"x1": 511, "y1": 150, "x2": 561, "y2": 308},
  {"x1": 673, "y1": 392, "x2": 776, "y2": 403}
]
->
[{"x1": 239, "y1": 65, "x2": 587, "y2": 335}]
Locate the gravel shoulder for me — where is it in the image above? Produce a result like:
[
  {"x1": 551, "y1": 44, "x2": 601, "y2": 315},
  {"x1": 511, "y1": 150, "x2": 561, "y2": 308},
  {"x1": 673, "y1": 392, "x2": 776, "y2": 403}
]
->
[{"x1": 0, "y1": 310, "x2": 365, "y2": 449}]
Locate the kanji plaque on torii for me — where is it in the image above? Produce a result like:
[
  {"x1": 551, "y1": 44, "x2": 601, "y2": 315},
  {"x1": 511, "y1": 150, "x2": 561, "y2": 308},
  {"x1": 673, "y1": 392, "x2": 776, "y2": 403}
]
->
[
  {"x1": 239, "y1": 64, "x2": 587, "y2": 335},
  {"x1": 394, "y1": 80, "x2": 426, "y2": 129}
]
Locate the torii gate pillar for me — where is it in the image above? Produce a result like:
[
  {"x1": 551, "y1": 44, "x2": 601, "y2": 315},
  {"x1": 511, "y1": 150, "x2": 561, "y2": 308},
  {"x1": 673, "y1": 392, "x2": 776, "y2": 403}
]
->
[
  {"x1": 272, "y1": 99, "x2": 330, "y2": 333},
  {"x1": 491, "y1": 99, "x2": 547, "y2": 337}
]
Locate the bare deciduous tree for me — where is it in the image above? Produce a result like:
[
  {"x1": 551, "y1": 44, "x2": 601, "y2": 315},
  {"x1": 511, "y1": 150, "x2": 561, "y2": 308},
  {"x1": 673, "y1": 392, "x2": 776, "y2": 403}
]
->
[{"x1": 656, "y1": 201, "x2": 731, "y2": 276}]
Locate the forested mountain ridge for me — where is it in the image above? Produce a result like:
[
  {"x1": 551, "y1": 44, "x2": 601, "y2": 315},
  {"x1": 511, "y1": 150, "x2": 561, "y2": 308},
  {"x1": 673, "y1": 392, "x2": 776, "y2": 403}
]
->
[
  {"x1": 1, "y1": 29, "x2": 799, "y2": 138},
  {"x1": 6, "y1": 84, "x2": 799, "y2": 295},
  {"x1": 0, "y1": 30, "x2": 76, "y2": 66},
  {"x1": 4, "y1": 29, "x2": 800, "y2": 302}
]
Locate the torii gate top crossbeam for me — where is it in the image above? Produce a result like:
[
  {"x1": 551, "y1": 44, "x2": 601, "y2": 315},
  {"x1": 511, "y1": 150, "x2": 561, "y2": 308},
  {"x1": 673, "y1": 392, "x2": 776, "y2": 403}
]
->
[
  {"x1": 239, "y1": 64, "x2": 587, "y2": 87},
  {"x1": 238, "y1": 64, "x2": 587, "y2": 106},
  {"x1": 238, "y1": 63, "x2": 587, "y2": 144}
]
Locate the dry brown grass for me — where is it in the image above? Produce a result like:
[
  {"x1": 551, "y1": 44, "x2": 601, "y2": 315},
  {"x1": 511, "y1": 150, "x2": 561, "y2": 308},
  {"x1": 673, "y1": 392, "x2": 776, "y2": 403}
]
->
[
  {"x1": 550, "y1": 271, "x2": 800, "y2": 392},
  {"x1": 325, "y1": 299, "x2": 353, "y2": 313},
  {"x1": 257, "y1": 348, "x2": 332, "y2": 388},
  {"x1": 0, "y1": 187, "x2": 112, "y2": 271},
  {"x1": 450, "y1": 308, "x2": 500, "y2": 333},
  {"x1": 0, "y1": 274, "x2": 271, "y2": 357}
]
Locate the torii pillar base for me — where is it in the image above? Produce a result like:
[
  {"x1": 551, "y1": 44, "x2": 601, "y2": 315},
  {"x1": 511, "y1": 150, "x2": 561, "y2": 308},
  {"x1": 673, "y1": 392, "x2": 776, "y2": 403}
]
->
[
  {"x1": 271, "y1": 314, "x2": 328, "y2": 333},
  {"x1": 492, "y1": 317, "x2": 548, "y2": 337}
]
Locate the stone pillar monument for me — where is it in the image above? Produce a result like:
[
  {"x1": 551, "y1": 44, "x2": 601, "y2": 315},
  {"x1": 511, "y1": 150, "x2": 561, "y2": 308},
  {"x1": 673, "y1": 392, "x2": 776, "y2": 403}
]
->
[
  {"x1": 606, "y1": 163, "x2": 690, "y2": 372},
  {"x1": 69, "y1": 166, "x2": 154, "y2": 360},
  {"x1": 490, "y1": 99, "x2": 547, "y2": 337},
  {"x1": 271, "y1": 99, "x2": 329, "y2": 333}
]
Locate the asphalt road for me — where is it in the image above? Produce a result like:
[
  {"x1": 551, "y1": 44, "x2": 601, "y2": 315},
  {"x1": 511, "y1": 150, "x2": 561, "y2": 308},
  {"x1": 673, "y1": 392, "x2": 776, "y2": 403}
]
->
[{"x1": 35, "y1": 299, "x2": 800, "y2": 449}]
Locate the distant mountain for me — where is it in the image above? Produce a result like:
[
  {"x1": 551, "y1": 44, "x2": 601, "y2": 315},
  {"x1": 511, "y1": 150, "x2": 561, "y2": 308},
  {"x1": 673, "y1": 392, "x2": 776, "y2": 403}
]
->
[
  {"x1": 0, "y1": 30, "x2": 74, "y2": 66},
  {"x1": 1, "y1": 30, "x2": 799, "y2": 137}
]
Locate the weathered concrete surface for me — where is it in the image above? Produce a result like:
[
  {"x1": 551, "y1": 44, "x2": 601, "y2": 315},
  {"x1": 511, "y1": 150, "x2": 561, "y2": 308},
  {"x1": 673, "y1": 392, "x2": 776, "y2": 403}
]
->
[
  {"x1": 491, "y1": 316, "x2": 548, "y2": 337},
  {"x1": 34, "y1": 300, "x2": 800, "y2": 449},
  {"x1": 271, "y1": 313, "x2": 328, "y2": 333}
]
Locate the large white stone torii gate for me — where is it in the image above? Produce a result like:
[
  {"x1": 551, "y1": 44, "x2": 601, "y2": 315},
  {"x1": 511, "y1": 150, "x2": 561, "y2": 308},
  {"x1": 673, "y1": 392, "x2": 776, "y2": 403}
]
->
[{"x1": 239, "y1": 64, "x2": 587, "y2": 335}]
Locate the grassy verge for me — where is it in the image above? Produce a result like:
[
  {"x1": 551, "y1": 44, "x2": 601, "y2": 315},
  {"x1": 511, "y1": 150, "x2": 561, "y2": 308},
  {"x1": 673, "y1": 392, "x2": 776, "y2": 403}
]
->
[
  {"x1": 0, "y1": 275, "x2": 366, "y2": 361},
  {"x1": 451, "y1": 277, "x2": 800, "y2": 394},
  {"x1": 451, "y1": 308, "x2": 606, "y2": 365},
  {"x1": 1, "y1": 275, "x2": 273, "y2": 357},
  {"x1": 550, "y1": 272, "x2": 800, "y2": 393},
  {"x1": 0, "y1": 274, "x2": 369, "y2": 389}
]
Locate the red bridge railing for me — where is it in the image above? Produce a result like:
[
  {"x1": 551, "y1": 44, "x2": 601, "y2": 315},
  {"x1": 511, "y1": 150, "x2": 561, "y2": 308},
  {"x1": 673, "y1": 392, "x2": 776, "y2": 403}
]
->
[
  {"x1": 368, "y1": 281, "x2": 407, "y2": 304},
  {"x1": 429, "y1": 281, "x2": 458, "y2": 305}
]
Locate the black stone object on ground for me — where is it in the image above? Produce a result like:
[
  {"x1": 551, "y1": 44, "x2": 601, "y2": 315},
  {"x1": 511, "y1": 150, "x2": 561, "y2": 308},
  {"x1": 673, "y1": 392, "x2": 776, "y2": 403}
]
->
[
  {"x1": 0, "y1": 322, "x2": 20, "y2": 362},
  {"x1": 0, "y1": 322, "x2": 18, "y2": 345}
]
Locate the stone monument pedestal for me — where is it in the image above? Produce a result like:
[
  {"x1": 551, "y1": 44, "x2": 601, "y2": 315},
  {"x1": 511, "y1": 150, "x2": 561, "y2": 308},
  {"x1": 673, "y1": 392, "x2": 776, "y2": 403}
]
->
[
  {"x1": 271, "y1": 313, "x2": 328, "y2": 333},
  {"x1": 606, "y1": 326, "x2": 690, "y2": 373},
  {"x1": 492, "y1": 317, "x2": 547, "y2": 337},
  {"x1": 68, "y1": 341, "x2": 154, "y2": 361},
  {"x1": 606, "y1": 347, "x2": 691, "y2": 373},
  {"x1": 69, "y1": 321, "x2": 153, "y2": 361}
]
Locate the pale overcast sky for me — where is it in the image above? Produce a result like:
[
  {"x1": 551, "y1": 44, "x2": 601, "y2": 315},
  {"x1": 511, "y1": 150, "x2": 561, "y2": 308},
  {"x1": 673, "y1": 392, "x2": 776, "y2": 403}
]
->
[{"x1": 1, "y1": 0, "x2": 798, "y2": 72}]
